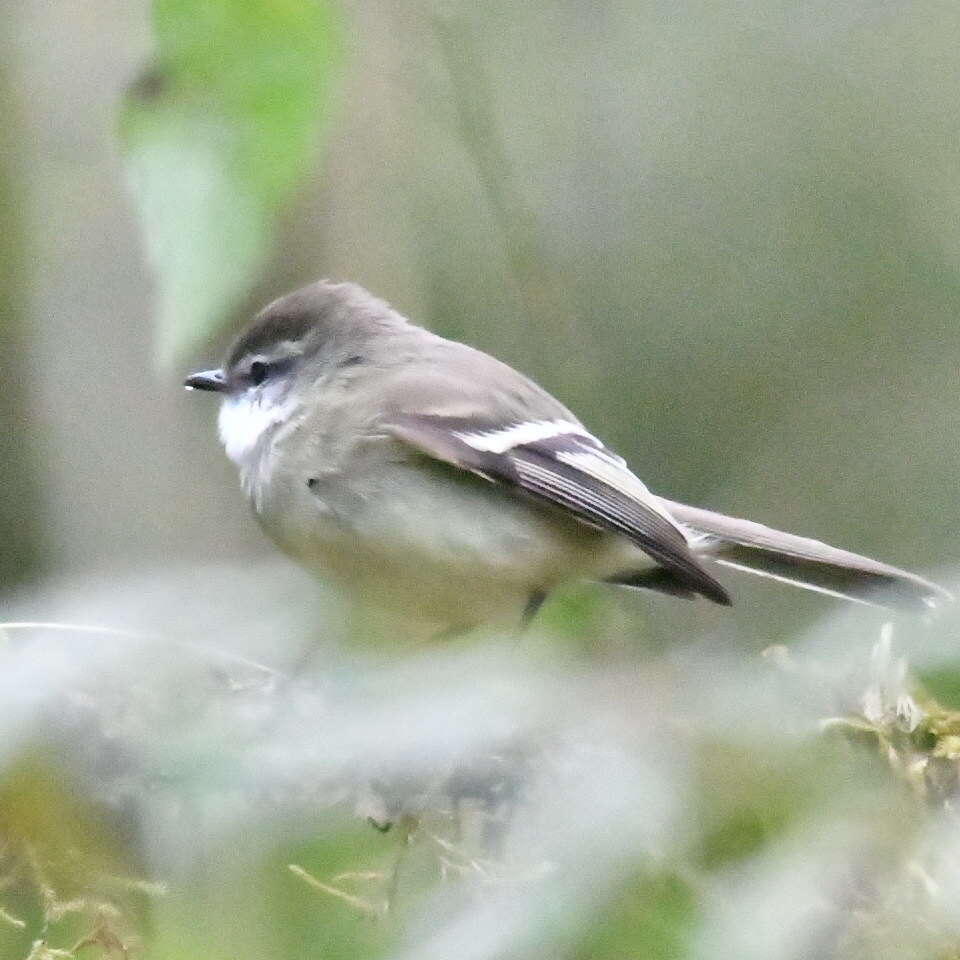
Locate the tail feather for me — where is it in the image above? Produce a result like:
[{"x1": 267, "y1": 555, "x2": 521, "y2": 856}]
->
[{"x1": 658, "y1": 499, "x2": 953, "y2": 611}]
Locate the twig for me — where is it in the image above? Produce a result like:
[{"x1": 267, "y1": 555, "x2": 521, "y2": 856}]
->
[{"x1": 288, "y1": 865, "x2": 386, "y2": 919}]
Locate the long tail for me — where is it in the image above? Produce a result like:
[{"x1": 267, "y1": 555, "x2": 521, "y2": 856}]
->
[{"x1": 659, "y1": 499, "x2": 953, "y2": 610}]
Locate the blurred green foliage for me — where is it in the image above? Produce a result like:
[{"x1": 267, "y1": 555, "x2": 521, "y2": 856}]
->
[
  {"x1": 0, "y1": 757, "x2": 151, "y2": 958},
  {"x1": 2, "y1": 608, "x2": 960, "y2": 959},
  {"x1": 120, "y1": 0, "x2": 340, "y2": 366},
  {"x1": 573, "y1": 872, "x2": 694, "y2": 960}
]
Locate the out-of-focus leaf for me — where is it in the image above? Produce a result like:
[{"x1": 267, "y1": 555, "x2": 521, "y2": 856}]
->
[
  {"x1": 143, "y1": 821, "x2": 398, "y2": 960},
  {"x1": 120, "y1": 0, "x2": 339, "y2": 366},
  {"x1": 571, "y1": 872, "x2": 695, "y2": 960},
  {"x1": 918, "y1": 668, "x2": 960, "y2": 711},
  {"x1": 267, "y1": 826, "x2": 399, "y2": 960}
]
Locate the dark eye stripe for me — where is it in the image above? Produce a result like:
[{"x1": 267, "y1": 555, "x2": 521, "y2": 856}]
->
[
  {"x1": 249, "y1": 360, "x2": 268, "y2": 385},
  {"x1": 244, "y1": 355, "x2": 296, "y2": 386}
]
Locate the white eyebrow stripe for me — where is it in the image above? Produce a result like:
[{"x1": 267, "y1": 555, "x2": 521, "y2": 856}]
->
[
  {"x1": 553, "y1": 450, "x2": 681, "y2": 527},
  {"x1": 454, "y1": 419, "x2": 591, "y2": 454}
]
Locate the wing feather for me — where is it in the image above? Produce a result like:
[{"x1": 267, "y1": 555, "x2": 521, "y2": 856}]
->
[{"x1": 385, "y1": 413, "x2": 731, "y2": 605}]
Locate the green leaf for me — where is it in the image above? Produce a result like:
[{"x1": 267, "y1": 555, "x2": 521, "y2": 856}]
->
[
  {"x1": 120, "y1": 0, "x2": 340, "y2": 367},
  {"x1": 572, "y1": 871, "x2": 695, "y2": 960}
]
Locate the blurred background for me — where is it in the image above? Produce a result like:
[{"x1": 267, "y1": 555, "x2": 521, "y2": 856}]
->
[{"x1": 3, "y1": 1, "x2": 960, "y2": 958}]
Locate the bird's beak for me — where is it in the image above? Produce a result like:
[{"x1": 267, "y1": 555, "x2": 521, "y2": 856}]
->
[{"x1": 184, "y1": 369, "x2": 226, "y2": 392}]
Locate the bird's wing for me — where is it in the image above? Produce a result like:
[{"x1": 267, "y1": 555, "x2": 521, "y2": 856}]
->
[{"x1": 384, "y1": 412, "x2": 731, "y2": 605}]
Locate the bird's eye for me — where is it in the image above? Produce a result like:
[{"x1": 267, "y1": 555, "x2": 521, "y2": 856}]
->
[{"x1": 249, "y1": 360, "x2": 269, "y2": 386}]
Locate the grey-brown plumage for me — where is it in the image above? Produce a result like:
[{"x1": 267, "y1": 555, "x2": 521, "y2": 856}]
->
[{"x1": 185, "y1": 279, "x2": 952, "y2": 629}]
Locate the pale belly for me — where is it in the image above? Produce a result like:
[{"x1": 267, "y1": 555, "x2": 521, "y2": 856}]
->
[{"x1": 252, "y1": 458, "x2": 647, "y2": 630}]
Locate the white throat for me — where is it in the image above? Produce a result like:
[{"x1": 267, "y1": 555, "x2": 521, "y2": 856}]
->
[{"x1": 217, "y1": 388, "x2": 298, "y2": 467}]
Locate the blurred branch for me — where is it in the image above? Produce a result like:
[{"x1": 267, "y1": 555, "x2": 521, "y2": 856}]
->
[
  {"x1": 0, "y1": 64, "x2": 46, "y2": 588},
  {"x1": 431, "y1": 9, "x2": 584, "y2": 369}
]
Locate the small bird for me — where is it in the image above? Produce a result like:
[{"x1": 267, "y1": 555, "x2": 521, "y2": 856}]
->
[{"x1": 185, "y1": 280, "x2": 950, "y2": 632}]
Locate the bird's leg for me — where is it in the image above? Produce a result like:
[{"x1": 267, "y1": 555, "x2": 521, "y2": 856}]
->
[{"x1": 520, "y1": 589, "x2": 548, "y2": 632}]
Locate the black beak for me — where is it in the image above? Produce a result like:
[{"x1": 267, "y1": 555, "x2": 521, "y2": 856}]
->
[{"x1": 184, "y1": 369, "x2": 226, "y2": 392}]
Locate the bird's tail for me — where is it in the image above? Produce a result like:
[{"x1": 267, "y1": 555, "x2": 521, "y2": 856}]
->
[{"x1": 659, "y1": 499, "x2": 952, "y2": 610}]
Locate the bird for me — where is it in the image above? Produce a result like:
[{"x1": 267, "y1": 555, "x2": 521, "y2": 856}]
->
[{"x1": 185, "y1": 279, "x2": 951, "y2": 633}]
